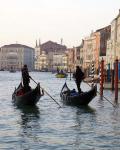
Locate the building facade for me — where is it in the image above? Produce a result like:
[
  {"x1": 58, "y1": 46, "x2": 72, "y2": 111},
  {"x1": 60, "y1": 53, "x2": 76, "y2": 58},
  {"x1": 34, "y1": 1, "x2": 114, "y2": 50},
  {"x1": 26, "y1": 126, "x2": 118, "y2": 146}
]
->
[
  {"x1": 106, "y1": 39, "x2": 114, "y2": 69},
  {"x1": 37, "y1": 51, "x2": 48, "y2": 71},
  {"x1": 67, "y1": 48, "x2": 75, "y2": 72},
  {"x1": 79, "y1": 40, "x2": 84, "y2": 69},
  {"x1": 35, "y1": 40, "x2": 41, "y2": 70},
  {"x1": 53, "y1": 52, "x2": 68, "y2": 71},
  {"x1": 110, "y1": 10, "x2": 120, "y2": 62},
  {"x1": 34, "y1": 40, "x2": 67, "y2": 71},
  {"x1": 0, "y1": 44, "x2": 34, "y2": 71}
]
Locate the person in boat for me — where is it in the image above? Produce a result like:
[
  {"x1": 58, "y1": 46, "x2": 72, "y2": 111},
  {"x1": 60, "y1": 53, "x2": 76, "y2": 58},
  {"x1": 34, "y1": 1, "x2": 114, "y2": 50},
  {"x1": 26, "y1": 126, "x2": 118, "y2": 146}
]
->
[
  {"x1": 21, "y1": 64, "x2": 31, "y2": 92},
  {"x1": 57, "y1": 67, "x2": 60, "y2": 73},
  {"x1": 74, "y1": 66, "x2": 85, "y2": 93},
  {"x1": 60, "y1": 69, "x2": 64, "y2": 74}
]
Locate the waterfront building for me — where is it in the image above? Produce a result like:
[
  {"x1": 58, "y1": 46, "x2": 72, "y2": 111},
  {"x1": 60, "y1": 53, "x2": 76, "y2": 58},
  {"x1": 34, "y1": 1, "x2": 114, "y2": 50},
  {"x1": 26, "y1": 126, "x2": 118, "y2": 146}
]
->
[
  {"x1": 67, "y1": 48, "x2": 75, "y2": 72},
  {"x1": 37, "y1": 51, "x2": 48, "y2": 71},
  {"x1": 111, "y1": 10, "x2": 120, "y2": 61},
  {"x1": 53, "y1": 52, "x2": 68, "y2": 71},
  {"x1": 82, "y1": 25, "x2": 110, "y2": 75},
  {"x1": 79, "y1": 40, "x2": 84, "y2": 69},
  {"x1": 96, "y1": 25, "x2": 111, "y2": 64},
  {"x1": 106, "y1": 39, "x2": 114, "y2": 69},
  {"x1": 83, "y1": 32, "x2": 99, "y2": 74},
  {"x1": 34, "y1": 40, "x2": 67, "y2": 71},
  {"x1": 62, "y1": 52, "x2": 68, "y2": 71},
  {"x1": 35, "y1": 40, "x2": 41, "y2": 70},
  {"x1": 74, "y1": 46, "x2": 80, "y2": 68},
  {"x1": 0, "y1": 44, "x2": 34, "y2": 71},
  {"x1": 83, "y1": 35, "x2": 94, "y2": 75}
]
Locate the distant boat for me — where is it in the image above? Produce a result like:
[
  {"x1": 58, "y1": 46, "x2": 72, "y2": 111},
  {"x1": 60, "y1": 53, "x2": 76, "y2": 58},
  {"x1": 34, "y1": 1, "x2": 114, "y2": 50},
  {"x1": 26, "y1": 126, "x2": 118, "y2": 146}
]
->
[
  {"x1": 51, "y1": 69, "x2": 57, "y2": 74},
  {"x1": 0, "y1": 69, "x2": 4, "y2": 71},
  {"x1": 56, "y1": 73, "x2": 68, "y2": 78},
  {"x1": 55, "y1": 70, "x2": 68, "y2": 78},
  {"x1": 10, "y1": 70, "x2": 16, "y2": 73},
  {"x1": 9, "y1": 67, "x2": 16, "y2": 73}
]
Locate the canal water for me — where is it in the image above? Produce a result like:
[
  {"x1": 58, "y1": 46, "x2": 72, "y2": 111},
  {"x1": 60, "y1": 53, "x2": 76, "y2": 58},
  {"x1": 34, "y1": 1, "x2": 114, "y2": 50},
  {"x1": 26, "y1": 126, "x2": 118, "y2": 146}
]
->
[{"x1": 0, "y1": 71, "x2": 120, "y2": 150}]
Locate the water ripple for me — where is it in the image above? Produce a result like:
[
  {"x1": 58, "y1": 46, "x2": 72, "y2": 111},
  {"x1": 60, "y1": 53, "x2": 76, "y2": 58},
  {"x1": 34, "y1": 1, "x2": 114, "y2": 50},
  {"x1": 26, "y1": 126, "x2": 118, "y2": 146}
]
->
[{"x1": 0, "y1": 71, "x2": 119, "y2": 150}]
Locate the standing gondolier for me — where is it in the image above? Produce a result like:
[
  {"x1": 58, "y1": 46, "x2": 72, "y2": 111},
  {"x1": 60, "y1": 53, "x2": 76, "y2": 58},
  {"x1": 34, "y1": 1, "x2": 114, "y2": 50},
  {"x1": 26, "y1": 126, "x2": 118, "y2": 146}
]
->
[
  {"x1": 74, "y1": 66, "x2": 85, "y2": 93},
  {"x1": 21, "y1": 64, "x2": 31, "y2": 92}
]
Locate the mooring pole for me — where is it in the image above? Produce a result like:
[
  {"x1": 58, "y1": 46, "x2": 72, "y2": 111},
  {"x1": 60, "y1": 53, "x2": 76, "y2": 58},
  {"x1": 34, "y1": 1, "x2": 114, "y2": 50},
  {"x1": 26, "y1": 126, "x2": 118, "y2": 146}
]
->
[
  {"x1": 100, "y1": 58, "x2": 104, "y2": 98},
  {"x1": 115, "y1": 59, "x2": 118, "y2": 102},
  {"x1": 111, "y1": 69, "x2": 114, "y2": 91},
  {"x1": 70, "y1": 68, "x2": 71, "y2": 80},
  {"x1": 91, "y1": 61, "x2": 94, "y2": 87}
]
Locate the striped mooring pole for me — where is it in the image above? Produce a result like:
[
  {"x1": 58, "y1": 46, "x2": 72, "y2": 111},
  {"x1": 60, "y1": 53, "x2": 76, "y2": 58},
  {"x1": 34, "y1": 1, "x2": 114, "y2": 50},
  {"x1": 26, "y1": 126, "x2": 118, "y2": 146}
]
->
[{"x1": 91, "y1": 61, "x2": 94, "y2": 87}]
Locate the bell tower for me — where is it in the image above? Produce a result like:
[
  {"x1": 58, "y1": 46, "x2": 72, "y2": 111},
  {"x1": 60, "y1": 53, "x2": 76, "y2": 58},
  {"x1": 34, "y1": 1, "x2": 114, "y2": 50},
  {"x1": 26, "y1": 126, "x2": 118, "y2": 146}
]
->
[
  {"x1": 35, "y1": 39, "x2": 41, "y2": 70},
  {"x1": 35, "y1": 39, "x2": 41, "y2": 57}
]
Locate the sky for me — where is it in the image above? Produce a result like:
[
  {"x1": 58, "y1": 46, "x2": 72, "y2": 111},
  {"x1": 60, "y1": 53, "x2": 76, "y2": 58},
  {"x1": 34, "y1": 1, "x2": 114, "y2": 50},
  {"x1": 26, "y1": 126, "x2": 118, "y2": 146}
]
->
[{"x1": 0, "y1": 0, "x2": 120, "y2": 48}]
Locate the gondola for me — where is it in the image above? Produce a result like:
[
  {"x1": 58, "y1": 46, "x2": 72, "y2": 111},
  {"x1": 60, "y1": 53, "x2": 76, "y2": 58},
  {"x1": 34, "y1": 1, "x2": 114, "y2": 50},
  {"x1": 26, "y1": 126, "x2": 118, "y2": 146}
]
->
[
  {"x1": 12, "y1": 83, "x2": 43, "y2": 106},
  {"x1": 60, "y1": 82, "x2": 97, "y2": 106}
]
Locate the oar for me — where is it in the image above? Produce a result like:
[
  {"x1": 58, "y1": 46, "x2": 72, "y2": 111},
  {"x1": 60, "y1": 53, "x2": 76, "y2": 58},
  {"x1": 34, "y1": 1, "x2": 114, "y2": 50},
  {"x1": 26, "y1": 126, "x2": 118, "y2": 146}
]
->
[
  {"x1": 65, "y1": 74, "x2": 68, "y2": 82},
  {"x1": 84, "y1": 81, "x2": 116, "y2": 107},
  {"x1": 30, "y1": 77, "x2": 62, "y2": 108}
]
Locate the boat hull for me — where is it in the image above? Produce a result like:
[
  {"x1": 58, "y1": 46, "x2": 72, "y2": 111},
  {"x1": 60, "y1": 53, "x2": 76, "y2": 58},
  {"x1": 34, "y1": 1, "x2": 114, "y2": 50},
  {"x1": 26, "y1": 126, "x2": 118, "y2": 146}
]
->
[
  {"x1": 60, "y1": 83, "x2": 97, "y2": 106},
  {"x1": 12, "y1": 83, "x2": 42, "y2": 106},
  {"x1": 56, "y1": 73, "x2": 67, "y2": 78}
]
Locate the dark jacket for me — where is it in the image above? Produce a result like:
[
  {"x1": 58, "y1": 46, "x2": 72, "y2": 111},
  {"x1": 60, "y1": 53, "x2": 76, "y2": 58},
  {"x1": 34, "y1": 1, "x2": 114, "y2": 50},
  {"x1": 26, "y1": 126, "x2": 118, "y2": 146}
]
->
[
  {"x1": 75, "y1": 67, "x2": 84, "y2": 82},
  {"x1": 21, "y1": 66, "x2": 30, "y2": 85}
]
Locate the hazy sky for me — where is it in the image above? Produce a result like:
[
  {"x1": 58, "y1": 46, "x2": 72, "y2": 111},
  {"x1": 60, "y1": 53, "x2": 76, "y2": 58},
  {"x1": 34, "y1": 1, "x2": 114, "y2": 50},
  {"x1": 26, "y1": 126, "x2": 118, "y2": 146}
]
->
[{"x1": 0, "y1": 0, "x2": 120, "y2": 48}]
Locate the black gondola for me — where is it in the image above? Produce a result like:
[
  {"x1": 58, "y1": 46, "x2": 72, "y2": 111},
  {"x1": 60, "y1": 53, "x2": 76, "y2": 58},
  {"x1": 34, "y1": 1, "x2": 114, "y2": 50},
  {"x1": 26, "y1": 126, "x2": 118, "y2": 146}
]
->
[
  {"x1": 60, "y1": 82, "x2": 97, "y2": 106},
  {"x1": 12, "y1": 83, "x2": 43, "y2": 106}
]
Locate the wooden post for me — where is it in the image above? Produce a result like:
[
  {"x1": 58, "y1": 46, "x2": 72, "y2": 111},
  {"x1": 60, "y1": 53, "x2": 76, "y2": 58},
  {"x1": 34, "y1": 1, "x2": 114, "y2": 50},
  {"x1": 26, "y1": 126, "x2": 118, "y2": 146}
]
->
[
  {"x1": 70, "y1": 68, "x2": 71, "y2": 80},
  {"x1": 100, "y1": 58, "x2": 104, "y2": 98},
  {"x1": 107, "y1": 63, "x2": 111, "y2": 82},
  {"x1": 115, "y1": 59, "x2": 118, "y2": 102},
  {"x1": 111, "y1": 69, "x2": 114, "y2": 91}
]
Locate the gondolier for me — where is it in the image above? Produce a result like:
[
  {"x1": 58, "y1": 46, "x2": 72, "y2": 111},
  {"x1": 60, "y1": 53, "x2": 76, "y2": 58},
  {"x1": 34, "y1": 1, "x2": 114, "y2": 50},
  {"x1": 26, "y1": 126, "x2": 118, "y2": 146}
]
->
[
  {"x1": 74, "y1": 66, "x2": 85, "y2": 93},
  {"x1": 12, "y1": 64, "x2": 43, "y2": 106},
  {"x1": 21, "y1": 64, "x2": 31, "y2": 92}
]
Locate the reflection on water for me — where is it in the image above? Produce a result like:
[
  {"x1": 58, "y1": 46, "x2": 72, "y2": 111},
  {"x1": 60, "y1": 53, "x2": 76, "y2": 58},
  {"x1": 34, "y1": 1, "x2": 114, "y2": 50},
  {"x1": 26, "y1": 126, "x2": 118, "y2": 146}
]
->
[
  {"x1": 19, "y1": 105, "x2": 40, "y2": 126},
  {"x1": 0, "y1": 71, "x2": 120, "y2": 150},
  {"x1": 17, "y1": 105, "x2": 41, "y2": 150},
  {"x1": 73, "y1": 106, "x2": 97, "y2": 150}
]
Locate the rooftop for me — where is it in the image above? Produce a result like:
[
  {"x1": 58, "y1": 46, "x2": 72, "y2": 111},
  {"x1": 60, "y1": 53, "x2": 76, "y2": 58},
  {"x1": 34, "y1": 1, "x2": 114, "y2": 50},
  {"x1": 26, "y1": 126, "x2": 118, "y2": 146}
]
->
[{"x1": 1, "y1": 44, "x2": 34, "y2": 50}]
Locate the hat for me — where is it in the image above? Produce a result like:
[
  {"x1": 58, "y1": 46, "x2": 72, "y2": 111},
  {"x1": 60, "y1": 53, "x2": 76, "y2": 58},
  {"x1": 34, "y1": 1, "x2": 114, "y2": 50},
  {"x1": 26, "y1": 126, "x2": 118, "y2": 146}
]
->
[{"x1": 24, "y1": 64, "x2": 27, "y2": 68}]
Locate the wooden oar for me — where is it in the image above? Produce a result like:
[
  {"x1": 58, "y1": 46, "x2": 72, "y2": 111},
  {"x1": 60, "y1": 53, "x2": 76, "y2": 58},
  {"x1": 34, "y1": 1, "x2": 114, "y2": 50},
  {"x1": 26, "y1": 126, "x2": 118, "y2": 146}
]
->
[{"x1": 30, "y1": 77, "x2": 62, "y2": 108}]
